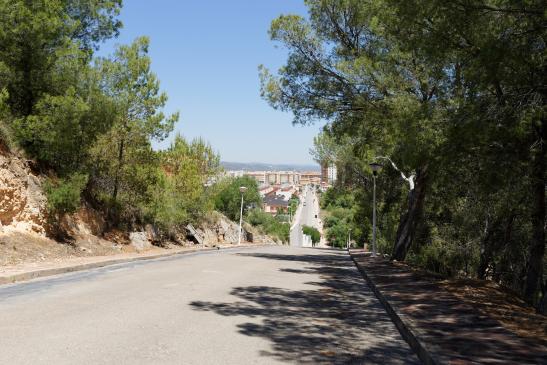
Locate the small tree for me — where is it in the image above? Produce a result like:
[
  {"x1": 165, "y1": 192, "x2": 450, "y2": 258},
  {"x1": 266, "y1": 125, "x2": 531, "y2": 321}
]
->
[
  {"x1": 303, "y1": 225, "x2": 320, "y2": 244},
  {"x1": 214, "y1": 176, "x2": 261, "y2": 221},
  {"x1": 91, "y1": 37, "x2": 178, "y2": 220}
]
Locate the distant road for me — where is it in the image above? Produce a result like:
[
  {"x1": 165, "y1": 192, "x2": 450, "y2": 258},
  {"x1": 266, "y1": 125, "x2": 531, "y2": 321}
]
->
[
  {"x1": 299, "y1": 185, "x2": 321, "y2": 230},
  {"x1": 0, "y1": 246, "x2": 418, "y2": 364}
]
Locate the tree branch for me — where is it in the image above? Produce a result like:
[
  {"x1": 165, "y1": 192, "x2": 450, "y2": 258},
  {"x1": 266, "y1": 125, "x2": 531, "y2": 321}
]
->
[{"x1": 375, "y1": 156, "x2": 415, "y2": 190}]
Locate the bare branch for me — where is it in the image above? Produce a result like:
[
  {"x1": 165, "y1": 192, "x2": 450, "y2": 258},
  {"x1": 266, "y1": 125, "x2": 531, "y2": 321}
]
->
[{"x1": 375, "y1": 156, "x2": 415, "y2": 190}]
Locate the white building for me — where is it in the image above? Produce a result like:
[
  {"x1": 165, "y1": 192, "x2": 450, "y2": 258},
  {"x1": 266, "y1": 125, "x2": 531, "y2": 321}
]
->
[{"x1": 327, "y1": 165, "x2": 337, "y2": 184}]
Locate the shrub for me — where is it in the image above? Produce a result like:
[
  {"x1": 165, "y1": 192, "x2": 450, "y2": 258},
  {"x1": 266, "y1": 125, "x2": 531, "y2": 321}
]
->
[
  {"x1": 0, "y1": 121, "x2": 14, "y2": 151},
  {"x1": 214, "y1": 176, "x2": 261, "y2": 221},
  {"x1": 247, "y1": 209, "x2": 290, "y2": 243},
  {"x1": 326, "y1": 222, "x2": 349, "y2": 248},
  {"x1": 0, "y1": 90, "x2": 15, "y2": 152},
  {"x1": 302, "y1": 225, "x2": 320, "y2": 244},
  {"x1": 44, "y1": 173, "x2": 88, "y2": 214}
]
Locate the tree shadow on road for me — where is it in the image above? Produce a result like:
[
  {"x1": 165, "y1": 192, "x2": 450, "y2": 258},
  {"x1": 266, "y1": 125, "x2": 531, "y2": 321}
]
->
[{"x1": 190, "y1": 249, "x2": 419, "y2": 364}]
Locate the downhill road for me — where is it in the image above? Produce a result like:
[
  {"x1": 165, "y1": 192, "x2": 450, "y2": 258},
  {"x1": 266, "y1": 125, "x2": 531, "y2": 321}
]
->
[
  {"x1": 299, "y1": 186, "x2": 321, "y2": 229},
  {"x1": 0, "y1": 246, "x2": 418, "y2": 364}
]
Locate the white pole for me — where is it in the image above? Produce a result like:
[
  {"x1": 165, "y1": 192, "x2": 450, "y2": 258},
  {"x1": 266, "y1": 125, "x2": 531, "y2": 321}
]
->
[
  {"x1": 238, "y1": 193, "x2": 244, "y2": 245},
  {"x1": 372, "y1": 174, "x2": 377, "y2": 257},
  {"x1": 347, "y1": 230, "x2": 351, "y2": 250}
]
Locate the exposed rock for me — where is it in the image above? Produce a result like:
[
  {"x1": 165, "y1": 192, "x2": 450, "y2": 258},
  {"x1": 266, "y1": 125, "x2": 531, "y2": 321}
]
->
[
  {"x1": 129, "y1": 231, "x2": 151, "y2": 252},
  {"x1": 0, "y1": 151, "x2": 47, "y2": 235},
  {"x1": 194, "y1": 212, "x2": 277, "y2": 246},
  {"x1": 145, "y1": 224, "x2": 159, "y2": 243},
  {"x1": 55, "y1": 203, "x2": 106, "y2": 243}
]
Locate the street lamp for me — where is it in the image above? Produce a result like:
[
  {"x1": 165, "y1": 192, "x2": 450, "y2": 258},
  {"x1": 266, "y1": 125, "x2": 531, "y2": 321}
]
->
[
  {"x1": 288, "y1": 205, "x2": 292, "y2": 223},
  {"x1": 238, "y1": 186, "x2": 248, "y2": 245},
  {"x1": 347, "y1": 227, "x2": 352, "y2": 251},
  {"x1": 369, "y1": 162, "x2": 382, "y2": 257}
]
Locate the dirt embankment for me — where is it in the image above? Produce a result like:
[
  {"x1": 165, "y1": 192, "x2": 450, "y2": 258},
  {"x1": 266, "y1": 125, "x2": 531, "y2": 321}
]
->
[
  {"x1": 0, "y1": 148, "x2": 278, "y2": 268},
  {"x1": 0, "y1": 148, "x2": 134, "y2": 266}
]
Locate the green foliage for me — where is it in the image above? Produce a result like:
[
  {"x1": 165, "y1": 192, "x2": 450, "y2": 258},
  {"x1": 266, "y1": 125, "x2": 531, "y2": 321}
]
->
[
  {"x1": 302, "y1": 225, "x2": 320, "y2": 244},
  {"x1": 0, "y1": 0, "x2": 121, "y2": 117},
  {"x1": 14, "y1": 83, "x2": 115, "y2": 173},
  {"x1": 0, "y1": 120, "x2": 12, "y2": 151},
  {"x1": 89, "y1": 37, "x2": 178, "y2": 221},
  {"x1": 0, "y1": 89, "x2": 14, "y2": 151},
  {"x1": 44, "y1": 173, "x2": 88, "y2": 214},
  {"x1": 214, "y1": 176, "x2": 261, "y2": 221},
  {"x1": 320, "y1": 187, "x2": 363, "y2": 248},
  {"x1": 144, "y1": 135, "x2": 221, "y2": 233},
  {"x1": 247, "y1": 209, "x2": 290, "y2": 243},
  {"x1": 289, "y1": 197, "x2": 299, "y2": 219},
  {"x1": 263, "y1": 0, "x2": 547, "y2": 308}
]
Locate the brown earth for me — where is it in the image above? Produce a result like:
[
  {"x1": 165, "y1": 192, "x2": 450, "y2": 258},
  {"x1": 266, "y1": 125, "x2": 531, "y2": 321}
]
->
[
  {"x1": 391, "y1": 260, "x2": 547, "y2": 346},
  {"x1": 441, "y1": 278, "x2": 547, "y2": 346}
]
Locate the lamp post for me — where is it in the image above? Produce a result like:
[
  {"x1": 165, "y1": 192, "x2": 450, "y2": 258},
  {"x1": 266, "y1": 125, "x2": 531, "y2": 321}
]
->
[
  {"x1": 289, "y1": 204, "x2": 292, "y2": 224},
  {"x1": 238, "y1": 186, "x2": 248, "y2": 245},
  {"x1": 369, "y1": 162, "x2": 382, "y2": 257},
  {"x1": 347, "y1": 228, "x2": 352, "y2": 251}
]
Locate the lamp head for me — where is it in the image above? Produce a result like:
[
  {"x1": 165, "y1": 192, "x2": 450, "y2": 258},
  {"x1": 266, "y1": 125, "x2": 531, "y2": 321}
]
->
[
  {"x1": 369, "y1": 162, "x2": 383, "y2": 176},
  {"x1": 239, "y1": 186, "x2": 248, "y2": 193}
]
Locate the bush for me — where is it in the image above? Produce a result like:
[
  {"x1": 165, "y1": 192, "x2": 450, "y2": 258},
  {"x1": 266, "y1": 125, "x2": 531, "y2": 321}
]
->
[
  {"x1": 247, "y1": 209, "x2": 290, "y2": 243},
  {"x1": 326, "y1": 221, "x2": 349, "y2": 248},
  {"x1": 44, "y1": 173, "x2": 88, "y2": 214},
  {"x1": 0, "y1": 90, "x2": 15, "y2": 152},
  {"x1": 214, "y1": 176, "x2": 261, "y2": 220},
  {"x1": 0, "y1": 121, "x2": 14, "y2": 151},
  {"x1": 302, "y1": 225, "x2": 320, "y2": 244}
]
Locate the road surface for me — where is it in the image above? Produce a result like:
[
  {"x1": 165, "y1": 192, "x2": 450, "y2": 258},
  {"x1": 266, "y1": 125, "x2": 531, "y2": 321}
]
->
[
  {"x1": 0, "y1": 246, "x2": 419, "y2": 364},
  {"x1": 299, "y1": 185, "x2": 321, "y2": 229}
]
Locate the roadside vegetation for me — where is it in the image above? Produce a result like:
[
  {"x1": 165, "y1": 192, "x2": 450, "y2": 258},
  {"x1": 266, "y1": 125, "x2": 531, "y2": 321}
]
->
[
  {"x1": 213, "y1": 176, "x2": 261, "y2": 221},
  {"x1": 302, "y1": 225, "x2": 320, "y2": 245},
  {"x1": 212, "y1": 176, "x2": 290, "y2": 243},
  {"x1": 0, "y1": 1, "x2": 283, "y2": 247},
  {"x1": 261, "y1": 0, "x2": 546, "y2": 312},
  {"x1": 247, "y1": 209, "x2": 290, "y2": 243},
  {"x1": 319, "y1": 188, "x2": 358, "y2": 249}
]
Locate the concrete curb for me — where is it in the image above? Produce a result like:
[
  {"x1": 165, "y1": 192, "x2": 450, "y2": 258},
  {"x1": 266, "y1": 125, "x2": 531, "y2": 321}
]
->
[
  {"x1": 0, "y1": 244, "x2": 276, "y2": 286},
  {"x1": 349, "y1": 251, "x2": 443, "y2": 365}
]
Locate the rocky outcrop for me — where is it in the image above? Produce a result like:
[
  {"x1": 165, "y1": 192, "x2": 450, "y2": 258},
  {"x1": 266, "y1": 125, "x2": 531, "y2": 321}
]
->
[
  {"x1": 0, "y1": 151, "x2": 47, "y2": 235},
  {"x1": 194, "y1": 212, "x2": 277, "y2": 246},
  {"x1": 129, "y1": 231, "x2": 152, "y2": 252}
]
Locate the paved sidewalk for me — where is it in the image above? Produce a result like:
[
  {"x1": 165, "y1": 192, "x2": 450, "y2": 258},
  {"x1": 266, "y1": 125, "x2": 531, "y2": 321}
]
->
[{"x1": 350, "y1": 250, "x2": 547, "y2": 365}]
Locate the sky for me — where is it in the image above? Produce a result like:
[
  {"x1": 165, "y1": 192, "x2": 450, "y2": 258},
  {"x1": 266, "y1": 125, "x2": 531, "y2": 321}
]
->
[{"x1": 97, "y1": 1, "x2": 325, "y2": 166}]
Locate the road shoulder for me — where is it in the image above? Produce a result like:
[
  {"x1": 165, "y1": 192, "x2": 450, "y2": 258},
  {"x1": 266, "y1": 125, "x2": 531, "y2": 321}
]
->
[
  {"x1": 349, "y1": 249, "x2": 547, "y2": 365},
  {"x1": 0, "y1": 243, "x2": 274, "y2": 286}
]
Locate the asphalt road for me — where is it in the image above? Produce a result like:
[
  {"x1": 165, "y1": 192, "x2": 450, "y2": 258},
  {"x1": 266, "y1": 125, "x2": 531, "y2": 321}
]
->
[
  {"x1": 0, "y1": 246, "x2": 419, "y2": 364},
  {"x1": 299, "y1": 186, "x2": 320, "y2": 229}
]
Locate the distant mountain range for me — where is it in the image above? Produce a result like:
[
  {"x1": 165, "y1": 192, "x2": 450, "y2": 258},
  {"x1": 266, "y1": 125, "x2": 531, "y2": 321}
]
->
[{"x1": 221, "y1": 161, "x2": 320, "y2": 172}]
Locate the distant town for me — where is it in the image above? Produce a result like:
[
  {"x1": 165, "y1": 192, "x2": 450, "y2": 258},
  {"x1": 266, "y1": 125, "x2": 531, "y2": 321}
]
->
[{"x1": 224, "y1": 163, "x2": 337, "y2": 216}]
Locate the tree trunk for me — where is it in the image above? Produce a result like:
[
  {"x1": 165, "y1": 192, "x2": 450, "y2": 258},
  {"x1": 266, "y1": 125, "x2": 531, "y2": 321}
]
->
[
  {"x1": 524, "y1": 117, "x2": 546, "y2": 306},
  {"x1": 538, "y1": 280, "x2": 547, "y2": 315},
  {"x1": 391, "y1": 166, "x2": 428, "y2": 261},
  {"x1": 478, "y1": 218, "x2": 496, "y2": 280},
  {"x1": 112, "y1": 137, "x2": 125, "y2": 204},
  {"x1": 478, "y1": 213, "x2": 516, "y2": 280}
]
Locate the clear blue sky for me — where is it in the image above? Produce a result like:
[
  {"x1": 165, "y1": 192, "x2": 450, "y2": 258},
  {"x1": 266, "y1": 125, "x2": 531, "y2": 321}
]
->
[{"x1": 97, "y1": 1, "x2": 324, "y2": 166}]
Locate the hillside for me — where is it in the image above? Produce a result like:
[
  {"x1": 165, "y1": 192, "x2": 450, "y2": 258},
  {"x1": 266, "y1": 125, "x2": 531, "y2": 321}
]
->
[
  {"x1": 221, "y1": 161, "x2": 320, "y2": 172},
  {"x1": 0, "y1": 147, "x2": 276, "y2": 268}
]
